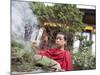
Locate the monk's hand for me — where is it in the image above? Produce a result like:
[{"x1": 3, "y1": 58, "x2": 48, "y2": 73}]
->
[{"x1": 32, "y1": 41, "x2": 40, "y2": 53}]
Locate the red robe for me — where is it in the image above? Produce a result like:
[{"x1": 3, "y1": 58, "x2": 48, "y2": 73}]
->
[{"x1": 38, "y1": 48, "x2": 73, "y2": 71}]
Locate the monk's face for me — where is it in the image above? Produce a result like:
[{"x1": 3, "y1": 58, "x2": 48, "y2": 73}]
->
[{"x1": 55, "y1": 34, "x2": 66, "y2": 48}]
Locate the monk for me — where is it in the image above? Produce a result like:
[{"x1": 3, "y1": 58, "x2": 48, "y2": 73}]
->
[{"x1": 33, "y1": 32, "x2": 73, "y2": 71}]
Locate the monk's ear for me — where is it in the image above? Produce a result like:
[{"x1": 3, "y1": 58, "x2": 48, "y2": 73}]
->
[
  {"x1": 64, "y1": 40, "x2": 67, "y2": 45},
  {"x1": 64, "y1": 41, "x2": 66, "y2": 45}
]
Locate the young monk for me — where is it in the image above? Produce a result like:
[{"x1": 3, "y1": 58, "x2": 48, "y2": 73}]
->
[{"x1": 33, "y1": 32, "x2": 73, "y2": 71}]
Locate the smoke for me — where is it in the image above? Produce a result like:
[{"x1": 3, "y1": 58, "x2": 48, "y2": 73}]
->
[{"x1": 11, "y1": 0, "x2": 39, "y2": 43}]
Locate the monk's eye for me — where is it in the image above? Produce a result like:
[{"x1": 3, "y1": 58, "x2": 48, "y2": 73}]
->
[{"x1": 56, "y1": 37, "x2": 62, "y2": 40}]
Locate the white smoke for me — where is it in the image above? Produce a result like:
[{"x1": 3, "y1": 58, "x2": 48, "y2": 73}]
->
[{"x1": 11, "y1": 1, "x2": 39, "y2": 43}]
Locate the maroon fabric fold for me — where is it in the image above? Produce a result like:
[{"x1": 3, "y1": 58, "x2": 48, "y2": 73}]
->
[{"x1": 38, "y1": 48, "x2": 73, "y2": 71}]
